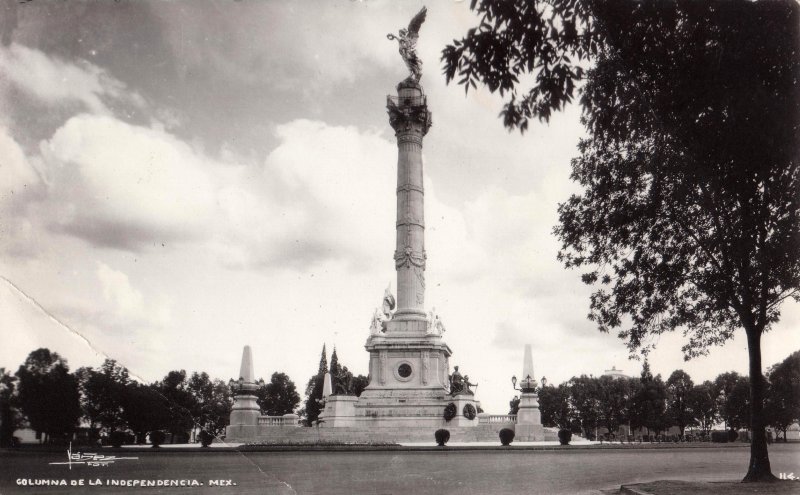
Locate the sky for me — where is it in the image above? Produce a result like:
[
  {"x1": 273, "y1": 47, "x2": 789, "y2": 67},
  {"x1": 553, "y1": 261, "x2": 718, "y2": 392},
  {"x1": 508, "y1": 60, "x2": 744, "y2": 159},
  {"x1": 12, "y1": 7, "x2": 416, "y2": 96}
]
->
[{"x1": 0, "y1": 0, "x2": 798, "y2": 415}]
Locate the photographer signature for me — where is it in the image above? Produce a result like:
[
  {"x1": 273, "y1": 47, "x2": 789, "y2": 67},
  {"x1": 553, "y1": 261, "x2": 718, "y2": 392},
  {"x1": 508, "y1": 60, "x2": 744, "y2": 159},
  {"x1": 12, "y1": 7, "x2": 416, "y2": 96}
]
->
[{"x1": 49, "y1": 443, "x2": 138, "y2": 469}]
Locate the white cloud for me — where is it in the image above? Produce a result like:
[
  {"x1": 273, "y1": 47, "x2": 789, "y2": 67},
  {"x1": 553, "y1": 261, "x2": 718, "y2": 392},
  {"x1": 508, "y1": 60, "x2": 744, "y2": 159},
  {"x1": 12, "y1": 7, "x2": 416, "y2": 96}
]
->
[
  {"x1": 96, "y1": 262, "x2": 145, "y2": 317},
  {"x1": 39, "y1": 114, "x2": 217, "y2": 249},
  {"x1": 0, "y1": 43, "x2": 144, "y2": 115},
  {"x1": 0, "y1": 125, "x2": 40, "y2": 207},
  {"x1": 215, "y1": 119, "x2": 397, "y2": 270}
]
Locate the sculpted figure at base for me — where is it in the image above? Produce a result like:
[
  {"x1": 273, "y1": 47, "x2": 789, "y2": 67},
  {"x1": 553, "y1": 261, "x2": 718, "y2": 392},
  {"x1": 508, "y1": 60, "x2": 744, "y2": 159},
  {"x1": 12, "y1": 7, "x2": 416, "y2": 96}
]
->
[
  {"x1": 449, "y1": 365, "x2": 477, "y2": 395},
  {"x1": 370, "y1": 285, "x2": 397, "y2": 335},
  {"x1": 382, "y1": 284, "x2": 396, "y2": 320},
  {"x1": 333, "y1": 366, "x2": 353, "y2": 396},
  {"x1": 386, "y1": 6, "x2": 427, "y2": 83},
  {"x1": 426, "y1": 307, "x2": 446, "y2": 335}
]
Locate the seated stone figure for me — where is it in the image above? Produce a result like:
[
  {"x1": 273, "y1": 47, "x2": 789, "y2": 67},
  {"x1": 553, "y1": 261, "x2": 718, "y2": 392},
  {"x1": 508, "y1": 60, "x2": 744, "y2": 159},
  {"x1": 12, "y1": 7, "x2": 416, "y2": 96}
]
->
[
  {"x1": 449, "y1": 366, "x2": 476, "y2": 395},
  {"x1": 333, "y1": 366, "x2": 353, "y2": 396}
]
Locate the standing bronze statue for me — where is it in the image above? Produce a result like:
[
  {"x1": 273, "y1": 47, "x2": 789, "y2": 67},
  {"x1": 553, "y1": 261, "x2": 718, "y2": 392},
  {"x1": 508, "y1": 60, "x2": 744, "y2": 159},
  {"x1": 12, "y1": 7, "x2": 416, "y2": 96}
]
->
[{"x1": 387, "y1": 7, "x2": 427, "y2": 83}]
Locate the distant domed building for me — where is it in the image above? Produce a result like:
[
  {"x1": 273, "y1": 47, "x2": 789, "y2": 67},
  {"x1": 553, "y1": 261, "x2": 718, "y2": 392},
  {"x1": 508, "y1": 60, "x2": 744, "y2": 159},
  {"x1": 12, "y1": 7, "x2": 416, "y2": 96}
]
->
[{"x1": 602, "y1": 365, "x2": 629, "y2": 379}]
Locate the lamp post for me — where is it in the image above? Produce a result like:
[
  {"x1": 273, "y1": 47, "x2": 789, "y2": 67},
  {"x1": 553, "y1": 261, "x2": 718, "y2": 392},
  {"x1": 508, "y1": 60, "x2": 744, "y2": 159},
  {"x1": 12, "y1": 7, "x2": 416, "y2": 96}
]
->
[{"x1": 511, "y1": 374, "x2": 537, "y2": 393}]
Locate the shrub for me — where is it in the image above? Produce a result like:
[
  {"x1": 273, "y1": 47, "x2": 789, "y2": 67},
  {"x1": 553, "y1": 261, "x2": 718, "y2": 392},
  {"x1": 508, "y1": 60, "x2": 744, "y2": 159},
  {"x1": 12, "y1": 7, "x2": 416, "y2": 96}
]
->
[
  {"x1": 499, "y1": 428, "x2": 515, "y2": 446},
  {"x1": 149, "y1": 430, "x2": 166, "y2": 448},
  {"x1": 198, "y1": 430, "x2": 214, "y2": 448},
  {"x1": 728, "y1": 429, "x2": 739, "y2": 442},
  {"x1": 710, "y1": 430, "x2": 728, "y2": 443},
  {"x1": 434, "y1": 429, "x2": 450, "y2": 446},
  {"x1": 558, "y1": 429, "x2": 571, "y2": 445},
  {"x1": 109, "y1": 431, "x2": 126, "y2": 448}
]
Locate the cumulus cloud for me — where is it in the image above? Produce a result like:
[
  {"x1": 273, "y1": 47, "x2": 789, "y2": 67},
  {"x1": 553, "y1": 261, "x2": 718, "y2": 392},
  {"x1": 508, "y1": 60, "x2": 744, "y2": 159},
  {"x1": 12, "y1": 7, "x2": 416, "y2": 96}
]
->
[
  {"x1": 38, "y1": 114, "x2": 217, "y2": 249},
  {"x1": 216, "y1": 119, "x2": 396, "y2": 270},
  {"x1": 96, "y1": 262, "x2": 145, "y2": 317},
  {"x1": 0, "y1": 43, "x2": 144, "y2": 115},
  {"x1": 0, "y1": 125, "x2": 40, "y2": 207}
]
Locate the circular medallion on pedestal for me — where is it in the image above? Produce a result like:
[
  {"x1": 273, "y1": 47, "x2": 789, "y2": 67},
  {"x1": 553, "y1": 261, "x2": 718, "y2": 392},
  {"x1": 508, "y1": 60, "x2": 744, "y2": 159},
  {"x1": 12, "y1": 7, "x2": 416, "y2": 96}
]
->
[
  {"x1": 443, "y1": 402, "x2": 457, "y2": 422},
  {"x1": 393, "y1": 361, "x2": 414, "y2": 382},
  {"x1": 463, "y1": 403, "x2": 476, "y2": 420}
]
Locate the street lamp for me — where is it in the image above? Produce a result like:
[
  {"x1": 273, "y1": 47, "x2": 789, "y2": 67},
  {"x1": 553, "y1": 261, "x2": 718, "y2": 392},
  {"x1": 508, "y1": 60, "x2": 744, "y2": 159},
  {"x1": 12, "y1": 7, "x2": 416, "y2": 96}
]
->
[{"x1": 511, "y1": 374, "x2": 537, "y2": 393}]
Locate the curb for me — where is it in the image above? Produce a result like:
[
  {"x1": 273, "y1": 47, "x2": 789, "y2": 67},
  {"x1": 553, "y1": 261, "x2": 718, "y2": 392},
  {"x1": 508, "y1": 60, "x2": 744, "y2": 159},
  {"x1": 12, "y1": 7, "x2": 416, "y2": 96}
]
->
[
  {"x1": 620, "y1": 485, "x2": 653, "y2": 495},
  {"x1": 1, "y1": 442, "x2": 753, "y2": 454}
]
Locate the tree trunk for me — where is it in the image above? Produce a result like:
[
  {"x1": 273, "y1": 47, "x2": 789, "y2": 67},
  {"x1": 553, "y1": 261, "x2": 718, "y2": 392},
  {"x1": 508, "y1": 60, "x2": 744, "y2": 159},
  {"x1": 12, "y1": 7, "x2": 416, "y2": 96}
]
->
[{"x1": 742, "y1": 329, "x2": 777, "y2": 482}]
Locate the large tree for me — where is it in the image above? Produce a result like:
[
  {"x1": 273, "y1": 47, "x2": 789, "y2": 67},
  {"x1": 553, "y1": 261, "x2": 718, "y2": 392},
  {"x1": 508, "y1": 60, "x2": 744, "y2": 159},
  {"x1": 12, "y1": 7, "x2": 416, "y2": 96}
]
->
[
  {"x1": 443, "y1": 0, "x2": 799, "y2": 481},
  {"x1": 187, "y1": 372, "x2": 233, "y2": 437},
  {"x1": 76, "y1": 359, "x2": 130, "y2": 434},
  {"x1": 15, "y1": 349, "x2": 81, "y2": 443},
  {"x1": 715, "y1": 372, "x2": 751, "y2": 432},
  {"x1": 121, "y1": 383, "x2": 170, "y2": 444},
  {"x1": 568, "y1": 375, "x2": 600, "y2": 439},
  {"x1": 303, "y1": 345, "x2": 328, "y2": 426},
  {"x1": 156, "y1": 370, "x2": 196, "y2": 442},
  {"x1": 596, "y1": 375, "x2": 632, "y2": 438},
  {"x1": 256, "y1": 372, "x2": 300, "y2": 417},
  {"x1": 540, "y1": 383, "x2": 577, "y2": 432},
  {"x1": 765, "y1": 351, "x2": 800, "y2": 441},
  {"x1": 688, "y1": 381, "x2": 717, "y2": 435},
  {"x1": 0, "y1": 368, "x2": 21, "y2": 447},
  {"x1": 630, "y1": 362, "x2": 668, "y2": 437},
  {"x1": 666, "y1": 370, "x2": 695, "y2": 436}
]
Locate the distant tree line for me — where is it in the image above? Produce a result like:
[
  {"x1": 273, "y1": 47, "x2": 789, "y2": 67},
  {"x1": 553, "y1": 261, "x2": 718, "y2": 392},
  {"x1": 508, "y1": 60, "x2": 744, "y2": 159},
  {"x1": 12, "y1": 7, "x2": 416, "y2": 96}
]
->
[
  {"x1": 519, "y1": 352, "x2": 799, "y2": 441},
  {"x1": 0, "y1": 348, "x2": 308, "y2": 446}
]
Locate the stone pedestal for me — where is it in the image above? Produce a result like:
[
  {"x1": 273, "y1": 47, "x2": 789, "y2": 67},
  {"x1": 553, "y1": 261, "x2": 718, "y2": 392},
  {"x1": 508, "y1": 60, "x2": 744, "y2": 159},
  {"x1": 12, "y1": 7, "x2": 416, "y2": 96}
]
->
[
  {"x1": 515, "y1": 392, "x2": 544, "y2": 441},
  {"x1": 446, "y1": 394, "x2": 480, "y2": 427},
  {"x1": 358, "y1": 331, "x2": 453, "y2": 426},
  {"x1": 320, "y1": 395, "x2": 359, "y2": 428},
  {"x1": 229, "y1": 394, "x2": 260, "y2": 426}
]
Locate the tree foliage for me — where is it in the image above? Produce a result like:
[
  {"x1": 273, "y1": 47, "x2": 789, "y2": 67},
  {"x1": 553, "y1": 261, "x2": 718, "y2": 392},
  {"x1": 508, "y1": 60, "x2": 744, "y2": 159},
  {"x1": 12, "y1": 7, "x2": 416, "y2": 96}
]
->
[
  {"x1": 666, "y1": 370, "x2": 695, "y2": 436},
  {"x1": 630, "y1": 365, "x2": 668, "y2": 436},
  {"x1": 256, "y1": 372, "x2": 300, "y2": 417},
  {"x1": 0, "y1": 368, "x2": 21, "y2": 447},
  {"x1": 76, "y1": 359, "x2": 130, "y2": 433},
  {"x1": 765, "y1": 351, "x2": 800, "y2": 440},
  {"x1": 714, "y1": 372, "x2": 750, "y2": 431},
  {"x1": 687, "y1": 381, "x2": 717, "y2": 434},
  {"x1": 303, "y1": 344, "x2": 328, "y2": 426},
  {"x1": 15, "y1": 349, "x2": 81, "y2": 442},
  {"x1": 156, "y1": 370, "x2": 195, "y2": 442},
  {"x1": 538, "y1": 383, "x2": 577, "y2": 431},
  {"x1": 187, "y1": 372, "x2": 233, "y2": 437},
  {"x1": 443, "y1": 0, "x2": 799, "y2": 481},
  {"x1": 121, "y1": 383, "x2": 170, "y2": 444}
]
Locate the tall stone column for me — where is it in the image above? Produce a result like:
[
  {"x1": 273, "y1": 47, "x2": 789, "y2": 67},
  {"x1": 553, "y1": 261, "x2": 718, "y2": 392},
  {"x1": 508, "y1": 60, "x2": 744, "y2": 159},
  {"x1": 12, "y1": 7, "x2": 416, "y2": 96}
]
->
[{"x1": 387, "y1": 80, "x2": 432, "y2": 321}]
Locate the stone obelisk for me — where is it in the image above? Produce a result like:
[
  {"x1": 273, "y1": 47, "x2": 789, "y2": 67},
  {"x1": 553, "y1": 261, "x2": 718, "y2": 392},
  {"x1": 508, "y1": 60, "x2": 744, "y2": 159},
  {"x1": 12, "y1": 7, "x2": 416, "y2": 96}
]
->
[
  {"x1": 387, "y1": 81, "x2": 432, "y2": 325},
  {"x1": 228, "y1": 345, "x2": 260, "y2": 426},
  {"x1": 516, "y1": 343, "x2": 544, "y2": 441}
]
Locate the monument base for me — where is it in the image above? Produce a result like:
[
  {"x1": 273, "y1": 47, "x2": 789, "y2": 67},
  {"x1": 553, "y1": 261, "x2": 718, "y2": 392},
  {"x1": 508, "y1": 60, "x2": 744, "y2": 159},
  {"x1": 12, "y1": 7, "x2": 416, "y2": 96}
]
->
[
  {"x1": 229, "y1": 394, "x2": 260, "y2": 426},
  {"x1": 319, "y1": 395, "x2": 359, "y2": 427}
]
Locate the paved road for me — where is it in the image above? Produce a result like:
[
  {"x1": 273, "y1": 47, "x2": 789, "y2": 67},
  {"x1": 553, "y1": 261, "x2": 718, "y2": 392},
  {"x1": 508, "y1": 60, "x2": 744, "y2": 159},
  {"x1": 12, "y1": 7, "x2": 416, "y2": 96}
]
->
[{"x1": 1, "y1": 444, "x2": 798, "y2": 494}]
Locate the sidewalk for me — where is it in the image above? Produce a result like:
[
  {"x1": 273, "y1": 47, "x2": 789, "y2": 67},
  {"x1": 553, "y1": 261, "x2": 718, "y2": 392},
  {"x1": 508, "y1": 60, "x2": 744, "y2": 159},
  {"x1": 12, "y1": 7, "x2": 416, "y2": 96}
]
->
[{"x1": 615, "y1": 480, "x2": 799, "y2": 495}]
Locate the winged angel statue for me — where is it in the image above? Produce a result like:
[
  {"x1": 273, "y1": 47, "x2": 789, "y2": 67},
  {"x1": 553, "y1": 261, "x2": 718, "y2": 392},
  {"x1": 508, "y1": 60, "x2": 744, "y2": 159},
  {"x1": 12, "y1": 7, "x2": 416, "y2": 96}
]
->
[{"x1": 387, "y1": 7, "x2": 427, "y2": 83}]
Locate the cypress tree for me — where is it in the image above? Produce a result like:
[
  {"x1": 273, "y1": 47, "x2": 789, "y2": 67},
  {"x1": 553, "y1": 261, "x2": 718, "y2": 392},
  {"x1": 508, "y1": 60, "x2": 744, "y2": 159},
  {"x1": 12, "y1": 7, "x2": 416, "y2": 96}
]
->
[{"x1": 303, "y1": 345, "x2": 328, "y2": 425}]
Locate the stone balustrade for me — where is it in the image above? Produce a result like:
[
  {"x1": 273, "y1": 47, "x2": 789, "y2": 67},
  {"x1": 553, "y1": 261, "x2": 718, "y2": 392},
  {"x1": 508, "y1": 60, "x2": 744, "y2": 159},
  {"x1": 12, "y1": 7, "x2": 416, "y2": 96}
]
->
[
  {"x1": 477, "y1": 413, "x2": 517, "y2": 425},
  {"x1": 257, "y1": 414, "x2": 301, "y2": 427}
]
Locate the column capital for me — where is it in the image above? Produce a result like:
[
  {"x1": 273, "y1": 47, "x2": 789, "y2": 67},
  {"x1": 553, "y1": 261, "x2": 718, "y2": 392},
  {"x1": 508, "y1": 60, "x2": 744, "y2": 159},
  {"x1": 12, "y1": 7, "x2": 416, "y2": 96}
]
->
[{"x1": 387, "y1": 97, "x2": 432, "y2": 136}]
